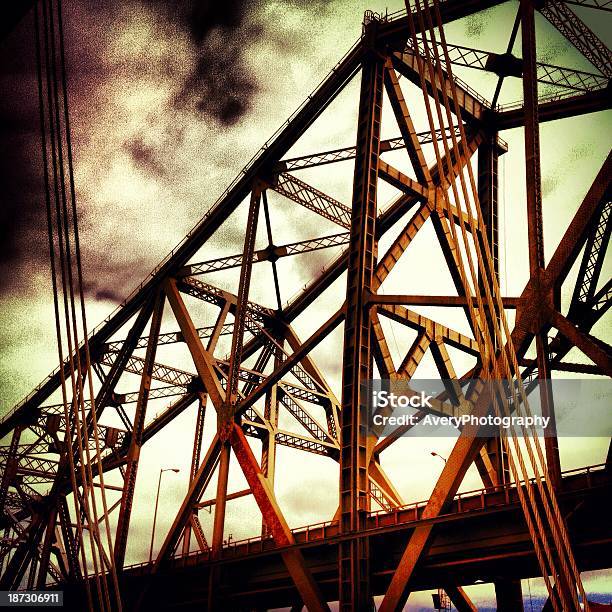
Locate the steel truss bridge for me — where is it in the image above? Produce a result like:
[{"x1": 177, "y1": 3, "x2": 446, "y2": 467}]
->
[{"x1": 0, "y1": 0, "x2": 611, "y2": 610}]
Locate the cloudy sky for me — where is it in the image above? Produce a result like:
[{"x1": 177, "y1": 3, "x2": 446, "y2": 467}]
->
[{"x1": 0, "y1": 0, "x2": 610, "y2": 607}]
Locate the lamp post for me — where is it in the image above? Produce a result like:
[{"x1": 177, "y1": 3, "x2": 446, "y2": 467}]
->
[
  {"x1": 430, "y1": 451, "x2": 447, "y2": 464},
  {"x1": 149, "y1": 467, "x2": 180, "y2": 563}
]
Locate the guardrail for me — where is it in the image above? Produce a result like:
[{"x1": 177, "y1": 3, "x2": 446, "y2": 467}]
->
[
  {"x1": 495, "y1": 86, "x2": 609, "y2": 113},
  {"x1": 117, "y1": 462, "x2": 608, "y2": 574}
]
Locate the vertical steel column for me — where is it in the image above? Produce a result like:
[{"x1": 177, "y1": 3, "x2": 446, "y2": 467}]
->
[
  {"x1": 522, "y1": 0, "x2": 544, "y2": 276},
  {"x1": 521, "y1": 0, "x2": 562, "y2": 489},
  {"x1": 58, "y1": 496, "x2": 80, "y2": 581},
  {"x1": 339, "y1": 24, "x2": 384, "y2": 611},
  {"x1": 187, "y1": 304, "x2": 226, "y2": 555},
  {"x1": 495, "y1": 578, "x2": 525, "y2": 611},
  {"x1": 477, "y1": 135, "x2": 509, "y2": 488},
  {"x1": 211, "y1": 442, "x2": 231, "y2": 553},
  {"x1": 35, "y1": 503, "x2": 58, "y2": 588},
  {"x1": 114, "y1": 291, "x2": 165, "y2": 570},
  {"x1": 212, "y1": 184, "x2": 261, "y2": 555},
  {"x1": 183, "y1": 393, "x2": 207, "y2": 555},
  {"x1": 478, "y1": 135, "x2": 499, "y2": 285},
  {"x1": 261, "y1": 344, "x2": 282, "y2": 536},
  {"x1": 0, "y1": 425, "x2": 22, "y2": 511},
  {"x1": 479, "y1": 134, "x2": 518, "y2": 597}
]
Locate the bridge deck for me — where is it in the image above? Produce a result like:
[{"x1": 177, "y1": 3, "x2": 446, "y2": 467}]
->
[{"x1": 94, "y1": 464, "x2": 610, "y2": 610}]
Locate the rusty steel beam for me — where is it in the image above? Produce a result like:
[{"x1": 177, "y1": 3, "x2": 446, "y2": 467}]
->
[
  {"x1": 539, "y1": 0, "x2": 612, "y2": 78},
  {"x1": 409, "y1": 36, "x2": 607, "y2": 92},
  {"x1": 374, "y1": 202, "x2": 431, "y2": 290},
  {"x1": 180, "y1": 233, "x2": 349, "y2": 276},
  {"x1": 184, "y1": 308, "x2": 226, "y2": 555},
  {"x1": 164, "y1": 279, "x2": 225, "y2": 408},
  {"x1": 228, "y1": 424, "x2": 329, "y2": 612},
  {"x1": 212, "y1": 184, "x2": 262, "y2": 562},
  {"x1": 371, "y1": 311, "x2": 396, "y2": 379},
  {"x1": 378, "y1": 160, "x2": 431, "y2": 199},
  {"x1": 495, "y1": 88, "x2": 611, "y2": 129},
  {"x1": 391, "y1": 49, "x2": 488, "y2": 122},
  {"x1": 183, "y1": 394, "x2": 208, "y2": 555},
  {"x1": 94, "y1": 302, "x2": 155, "y2": 414},
  {"x1": 444, "y1": 584, "x2": 478, "y2": 612},
  {"x1": 477, "y1": 131, "x2": 509, "y2": 489},
  {"x1": 549, "y1": 309, "x2": 612, "y2": 375},
  {"x1": 273, "y1": 173, "x2": 351, "y2": 229},
  {"x1": 260, "y1": 344, "x2": 282, "y2": 539},
  {"x1": 370, "y1": 294, "x2": 520, "y2": 307},
  {"x1": 196, "y1": 488, "x2": 251, "y2": 510},
  {"x1": 114, "y1": 291, "x2": 165, "y2": 570},
  {"x1": 398, "y1": 331, "x2": 431, "y2": 379},
  {"x1": 383, "y1": 60, "x2": 432, "y2": 184},
  {"x1": 569, "y1": 199, "x2": 610, "y2": 314},
  {"x1": 378, "y1": 303, "x2": 480, "y2": 356},
  {"x1": 521, "y1": 0, "x2": 563, "y2": 490},
  {"x1": 280, "y1": 127, "x2": 458, "y2": 171},
  {"x1": 338, "y1": 32, "x2": 385, "y2": 609}
]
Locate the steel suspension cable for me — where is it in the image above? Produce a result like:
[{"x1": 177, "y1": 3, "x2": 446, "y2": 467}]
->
[
  {"x1": 403, "y1": 8, "x2": 564, "y2": 607},
  {"x1": 55, "y1": 0, "x2": 122, "y2": 606},
  {"x1": 417, "y1": 1, "x2": 580, "y2": 604},
  {"x1": 39, "y1": 1, "x2": 106, "y2": 604},
  {"x1": 412, "y1": 3, "x2": 569, "y2": 601},
  {"x1": 406, "y1": 0, "x2": 589, "y2": 607},
  {"x1": 427, "y1": 2, "x2": 589, "y2": 606},
  {"x1": 34, "y1": 3, "x2": 93, "y2": 595},
  {"x1": 35, "y1": 1, "x2": 124, "y2": 608}
]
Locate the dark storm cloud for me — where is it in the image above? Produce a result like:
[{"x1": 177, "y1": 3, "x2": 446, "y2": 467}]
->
[
  {"x1": 0, "y1": 12, "x2": 49, "y2": 293},
  {"x1": 123, "y1": 136, "x2": 167, "y2": 178},
  {"x1": 0, "y1": 0, "x2": 262, "y2": 296},
  {"x1": 145, "y1": 0, "x2": 261, "y2": 125},
  {"x1": 1, "y1": 0, "x2": 336, "y2": 300},
  {"x1": 464, "y1": 10, "x2": 492, "y2": 39}
]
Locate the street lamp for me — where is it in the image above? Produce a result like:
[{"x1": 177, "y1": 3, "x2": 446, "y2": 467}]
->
[
  {"x1": 149, "y1": 467, "x2": 180, "y2": 563},
  {"x1": 430, "y1": 451, "x2": 447, "y2": 464}
]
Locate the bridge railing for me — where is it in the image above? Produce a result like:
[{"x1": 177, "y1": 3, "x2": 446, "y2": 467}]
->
[
  {"x1": 111, "y1": 462, "x2": 608, "y2": 577},
  {"x1": 164, "y1": 462, "x2": 610, "y2": 565}
]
